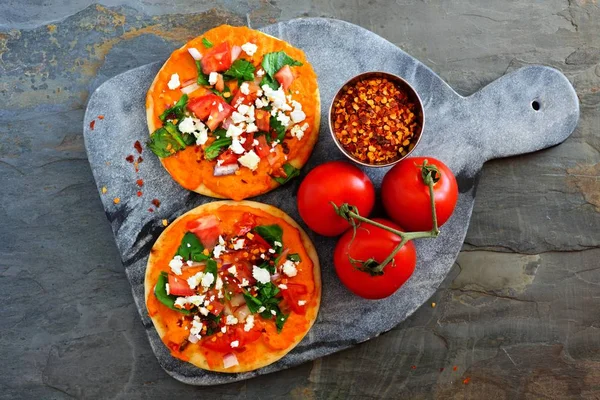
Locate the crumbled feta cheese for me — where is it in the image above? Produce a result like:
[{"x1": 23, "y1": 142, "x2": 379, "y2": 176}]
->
[
  {"x1": 268, "y1": 248, "x2": 276, "y2": 254},
  {"x1": 227, "y1": 265, "x2": 237, "y2": 276},
  {"x1": 201, "y1": 272, "x2": 215, "y2": 288},
  {"x1": 255, "y1": 98, "x2": 265, "y2": 109},
  {"x1": 165, "y1": 283, "x2": 170, "y2": 295},
  {"x1": 233, "y1": 239, "x2": 245, "y2": 250},
  {"x1": 231, "y1": 111, "x2": 246, "y2": 124},
  {"x1": 230, "y1": 340, "x2": 239, "y2": 348},
  {"x1": 218, "y1": 103, "x2": 224, "y2": 112},
  {"x1": 213, "y1": 244, "x2": 226, "y2": 258},
  {"x1": 298, "y1": 300, "x2": 307, "y2": 306},
  {"x1": 226, "y1": 123, "x2": 244, "y2": 139},
  {"x1": 215, "y1": 276, "x2": 223, "y2": 290},
  {"x1": 209, "y1": 72, "x2": 218, "y2": 85},
  {"x1": 252, "y1": 139, "x2": 259, "y2": 146},
  {"x1": 270, "y1": 310, "x2": 277, "y2": 316},
  {"x1": 230, "y1": 138, "x2": 246, "y2": 154},
  {"x1": 167, "y1": 73, "x2": 180, "y2": 90},
  {"x1": 187, "y1": 272, "x2": 204, "y2": 289},
  {"x1": 243, "y1": 315, "x2": 255, "y2": 332},
  {"x1": 240, "y1": 82, "x2": 250, "y2": 95},
  {"x1": 169, "y1": 255, "x2": 184, "y2": 275},
  {"x1": 278, "y1": 284, "x2": 288, "y2": 290},
  {"x1": 218, "y1": 235, "x2": 225, "y2": 245},
  {"x1": 262, "y1": 85, "x2": 290, "y2": 112},
  {"x1": 290, "y1": 124, "x2": 305, "y2": 140},
  {"x1": 178, "y1": 116, "x2": 197, "y2": 134},
  {"x1": 199, "y1": 307, "x2": 209, "y2": 316},
  {"x1": 273, "y1": 241, "x2": 282, "y2": 248},
  {"x1": 282, "y1": 260, "x2": 298, "y2": 277},
  {"x1": 226, "y1": 315, "x2": 239, "y2": 325},
  {"x1": 241, "y1": 42, "x2": 258, "y2": 56},
  {"x1": 276, "y1": 111, "x2": 291, "y2": 127},
  {"x1": 301, "y1": 122, "x2": 309, "y2": 131},
  {"x1": 188, "y1": 295, "x2": 206, "y2": 306},
  {"x1": 291, "y1": 100, "x2": 303, "y2": 111},
  {"x1": 174, "y1": 297, "x2": 188, "y2": 308},
  {"x1": 237, "y1": 104, "x2": 250, "y2": 115},
  {"x1": 221, "y1": 326, "x2": 227, "y2": 333},
  {"x1": 260, "y1": 253, "x2": 266, "y2": 259},
  {"x1": 238, "y1": 150, "x2": 261, "y2": 171},
  {"x1": 194, "y1": 128, "x2": 209, "y2": 145},
  {"x1": 256, "y1": 69, "x2": 265, "y2": 77},
  {"x1": 240, "y1": 278, "x2": 250, "y2": 287},
  {"x1": 258, "y1": 306, "x2": 266, "y2": 313},
  {"x1": 190, "y1": 318, "x2": 203, "y2": 337},
  {"x1": 290, "y1": 109, "x2": 306, "y2": 123},
  {"x1": 252, "y1": 265, "x2": 271, "y2": 284},
  {"x1": 188, "y1": 47, "x2": 202, "y2": 60}
]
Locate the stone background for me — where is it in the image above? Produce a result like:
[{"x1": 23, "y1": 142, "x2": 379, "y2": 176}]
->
[{"x1": 0, "y1": 1, "x2": 598, "y2": 399}]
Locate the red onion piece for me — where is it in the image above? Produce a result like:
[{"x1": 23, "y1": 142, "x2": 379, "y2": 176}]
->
[
  {"x1": 234, "y1": 304, "x2": 250, "y2": 322},
  {"x1": 188, "y1": 47, "x2": 202, "y2": 60},
  {"x1": 214, "y1": 163, "x2": 239, "y2": 176},
  {"x1": 223, "y1": 353, "x2": 239, "y2": 368},
  {"x1": 231, "y1": 45, "x2": 242, "y2": 62},
  {"x1": 188, "y1": 333, "x2": 199, "y2": 344},
  {"x1": 221, "y1": 118, "x2": 232, "y2": 130},
  {"x1": 181, "y1": 83, "x2": 200, "y2": 95},
  {"x1": 270, "y1": 273, "x2": 280, "y2": 281},
  {"x1": 230, "y1": 293, "x2": 245, "y2": 307}
]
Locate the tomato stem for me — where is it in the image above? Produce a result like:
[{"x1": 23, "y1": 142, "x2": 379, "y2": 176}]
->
[{"x1": 333, "y1": 160, "x2": 441, "y2": 273}]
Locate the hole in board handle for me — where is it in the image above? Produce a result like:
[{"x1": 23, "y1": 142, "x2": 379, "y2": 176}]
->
[{"x1": 531, "y1": 100, "x2": 541, "y2": 111}]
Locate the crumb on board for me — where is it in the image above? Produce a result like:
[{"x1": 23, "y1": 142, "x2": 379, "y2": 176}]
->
[
  {"x1": 431, "y1": 302, "x2": 436, "y2": 308},
  {"x1": 89, "y1": 120, "x2": 95, "y2": 130},
  {"x1": 162, "y1": 219, "x2": 168, "y2": 227},
  {"x1": 98, "y1": 115, "x2": 104, "y2": 120},
  {"x1": 101, "y1": 186, "x2": 107, "y2": 194},
  {"x1": 137, "y1": 191, "x2": 142, "y2": 197},
  {"x1": 113, "y1": 197, "x2": 120, "y2": 204}
]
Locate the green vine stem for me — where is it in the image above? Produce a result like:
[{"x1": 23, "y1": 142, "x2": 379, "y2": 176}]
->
[{"x1": 333, "y1": 159, "x2": 441, "y2": 274}]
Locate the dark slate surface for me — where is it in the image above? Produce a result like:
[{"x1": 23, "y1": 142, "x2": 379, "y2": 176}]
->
[
  {"x1": 1, "y1": 1, "x2": 599, "y2": 398},
  {"x1": 83, "y1": 18, "x2": 578, "y2": 385}
]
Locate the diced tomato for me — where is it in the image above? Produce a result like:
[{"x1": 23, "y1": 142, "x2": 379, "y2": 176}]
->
[
  {"x1": 201, "y1": 334, "x2": 232, "y2": 352},
  {"x1": 234, "y1": 212, "x2": 257, "y2": 236},
  {"x1": 274, "y1": 65, "x2": 294, "y2": 91},
  {"x1": 208, "y1": 300, "x2": 224, "y2": 316},
  {"x1": 215, "y1": 74, "x2": 225, "y2": 92},
  {"x1": 251, "y1": 233, "x2": 272, "y2": 251},
  {"x1": 231, "y1": 82, "x2": 261, "y2": 108},
  {"x1": 242, "y1": 133, "x2": 254, "y2": 151},
  {"x1": 281, "y1": 282, "x2": 308, "y2": 315},
  {"x1": 233, "y1": 262, "x2": 256, "y2": 286},
  {"x1": 168, "y1": 274, "x2": 195, "y2": 296},
  {"x1": 254, "y1": 135, "x2": 270, "y2": 158},
  {"x1": 201, "y1": 42, "x2": 232, "y2": 74},
  {"x1": 187, "y1": 94, "x2": 233, "y2": 131},
  {"x1": 200, "y1": 326, "x2": 262, "y2": 353},
  {"x1": 255, "y1": 109, "x2": 271, "y2": 132},
  {"x1": 186, "y1": 215, "x2": 221, "y2": 249},
  {"x1": 217, "y1": 149, "x2": 239, "y2": 165},
  {"x1": 237, "y1": 327, "x2": 261, "y2": 347}
]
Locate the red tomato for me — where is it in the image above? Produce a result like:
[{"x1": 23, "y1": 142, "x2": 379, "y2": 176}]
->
[
  {"x1": 208, "y1": 300, "x2": 224, "y2": 316},
  {"x1": 255, "y1": 109, "x2": 271, "y2": 132},
  {"x1": 201, "y1": 42, "x2": 232, "y2": 74},
  {"x1": 280, "y1": 283, "x2": 308, "y2": 315},
  {"x1": 234, "y1": 212, "x2": 256, "y2": 236},
  {"x1": 297, "y1": 161, "x2": 375, "y2": 236},
  {"x1": 231, "y1": 82, "x2": 260, "y2": 107},
  {"x1": 186, "y1": 215, "x2": 221, "y2": 248},
  {"x1": 187, "y1": 94, "x2": 233, "y2": 131},
  {"x1": 201, "y1": 327, "x2": 261, "y2": 352},
  {"x1": 254, "y1": 135, "x2": 270, "y2": 158},
  {"x1": 242, "y1": 133, "x2": 254, "y2": 151},
  {"x1": 216, "y1": 149, "x2": 239, "y2": 165},
  {"x1": 381, "y1": 157, "x2": 458, "y2": 231},
  {"x1": 215, "y1": 73, "x2": 225, "y2": 92},
  {"x1": 167, "y1": 274, "x2": 195, "y2": 296},
  {"x1": 334, "y1": 218, "x2": 416, "y2": 299},
  {"x1": 274, "y1": 65, "x2": 294, "y2": 90}
]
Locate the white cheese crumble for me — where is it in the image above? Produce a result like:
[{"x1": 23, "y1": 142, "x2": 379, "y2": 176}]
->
[
  {"x1": 190, "y1": 317, "x2": 203, "y2": 337},
  {"x1": 218, "y1": 103, "x2": 224, "y2": 112},
  {"x1": 278, "y1": 284, "x2": 288, "y2": 290},
  {"x1": 226, "y1": 123, "x2": 244, "y2": 139},
  {"x1": 268, "y1": 248, "x2": 276, "y2": 254},
  {"x1": 245, "y1": 122, "x2": 258, "y2": 133},
  {"x1": 201, "y1": 272, "x2": 215, "y2": 288},
  {"x1": 233, "y1": 239, "x2": 245, "y2": 250},
  {"x1": 252, "y1": 265, "x2": 271, "y2": 284},
  {"x1": 165, "y1": 283, "x2": 170, "y2": 295},
  {"x1": 256, "y1": 69, "x2": 265, "y2": 77},
  {"x1": 199, "y1": 307, "x2": 209, "y2": 316},
  {"x1": 208, "y1": 72, "x2": 218, "y2": 85},
  {"x1": 230, "y1": 340, "x2": 240, "y2": 348},
  {"x1": 178, "y1": 116, "x2": 197, "y2": 134},
  {"x1": 240, "y1": 82, "x2": 250, "y2": 95},
  {"x1": 188, "y1": 295, "x2": 206, "y2": 306},
  {"x1": 213, "y1": 244, "x2": 226, "y2": 258},
  {"x1": 243, "y1": 315, "x2": 255, "y2": 332},
  {"x1": 258, "y1": 306, "x2": 266, "y2": 313},
  {"x1": 218, "y1": 235, "x2": 226, "y2": 246},
  {"x1": 240, "y1": 278, "x2": 250, "y2": 287},
  {"x1": 252, "y1": 139, "x2": 259, "y2": 146},
  {"x1": 221, "y1": 326, "x2": 227, "y2": 334},
  {"x1": 230, "y1": 138, "x2": 246, "y2": 154},
  {"x1": 227, "y1": 265, "x2": 237, "y2": 276},
  {"x1": 187, "y1": 272, "x2": 204, "y2": 289},
  {"x1": 238, "y1": 150, "x2": 260, "y2": 171},
  {"x1": 194, "y1": 128, "x2": 209, "y2": 145},
  {"x1": 215, "y1": 276, "x2": 223, "y2": 290},
  {"x1": 290, "y1": 109, "x2": 306, "y2": 124},
  {"x1": 290, "y1": 124, "x2": 304, "y2": 140},
  {"x1": 226, "y1": 315, "x2": 239, "y2": 325},
  {"x1": 270, "y1": 310, "x2": 277, "y2": 316},
  {"x1": 273, "y1": 241, "x2": 283, "y2": 248},
  {"x1": 241, "y1": 42, "x2": 258, "y2": 56},
  {"x1": 298, "y1": 300, "x2": 307, "y2": 306},
  {"x1": 174, "y1": 297, "x2": 188, "y2": 308},
  {"x1": 255, "y1": 98, "x2": 266, "y2": 109},
  {"x1": 276, "y1": 111, "x2": 291, "y2": 127},
  {"x1": 169, "y1": 255, "x2": 184, "y2": 275},
  {"x1": 167, "y1": 73, "x2": 180, "y2": 90},
  {"x1": 282, "y1": 260, "x2": 298, "y2": 277},
  {"x1": 188, "y1": 47, "x2": 202, "y2": 60}
]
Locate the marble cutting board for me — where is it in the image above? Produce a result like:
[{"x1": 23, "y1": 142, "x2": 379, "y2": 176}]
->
[{"x1": 82, "y1": 18, "x2": 579, "y2": 385}]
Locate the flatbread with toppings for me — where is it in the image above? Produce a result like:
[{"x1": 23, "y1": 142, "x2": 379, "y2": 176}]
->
[
  {"x1": 145, "y1": 201, "x2": 321, "y2": 373},
  {"x1": 146, "y1": 25, "x2": 320, "y2": 200}
]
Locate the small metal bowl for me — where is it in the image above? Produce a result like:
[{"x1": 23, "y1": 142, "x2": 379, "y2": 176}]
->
[{"x1": 328, "y1": 71, "x2": 425, "y2": 168}]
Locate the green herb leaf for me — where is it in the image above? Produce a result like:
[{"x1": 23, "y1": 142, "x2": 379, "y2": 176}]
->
[
  {"x1": 176, "y1": 232, "x2": 209, "y2": 262},
  {"x1": 276, "y1": 311, "x2": 289, "y2": 332},
  {"x1": 272, "y1": 163, "x2": 301, "y2": 185},
  {"x1": 202, "y1": 37, "x2": 214, "y2": 48},
  {"x1": 163, "y1": 121, "x2": 187, "y2": 148},
  {"x1": 259, "y1": 282, "x2": 280, "y2": 299},
  {"x1": 270, "y1": 115, "x2": 286, "y2": 142},
  {"x1": 261, "y1": 51, "x2": 303, "y2": 79},
  {"x1": 288, "y1": 253, "x2": 301, "y2": 262},
  {"x1": 154, "y1": 272, "x2": 192, "y2": 315},
  {"x1": 212, "y1": 128, "x2": 228, "y2": 139},
  {"x1": 254, "y1": 225, "x2": 283, "y2": 248},
  {"x1": 243, "y1": 292, "x2": 263, "y2": 313},
  {"x1": 259, "y1": 75, "x2": 279, "y2": 90},
  {"x1": 224, "y1": 59, "x2": 255, "y2": 83},
  {"x1": 204, "y1": 137, "x2": 232, "y2": 160},
  {"x1": 195, "y1": 61, "x2": 210, "y2": 86},
  {"x1": 159, "y1": 94, "x2": 188, "y2": 122},
  {"x1": 147, "y1": 123, "x2": 186, "y2": 158},
  {"x1": 205, "y1": 259, "x2": 218, "y2": 287}
]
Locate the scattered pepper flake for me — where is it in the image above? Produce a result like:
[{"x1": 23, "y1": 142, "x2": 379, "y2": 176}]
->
[
  {"x1": 89, "y1": 120, "x2": 96, "y2": 130},
  {"x1": 410, "y1": 365, "x2": 417, "y2": 370},
  {"x1": 152, "y1": 198, "x2": 161, "y2": 208},
  {"x1": 136, "y1": 179, "x2": 144, "y2": 187},
  {"x1": 431, "y1": 302, "x2": 436, "y2": 308},
  {"x1": 98, "y1": 115, "x2": 104, "y2": 120},
  {"x1": 463, "y1": 377, "x2": 470, "y2": 385},
  {"x1": 134, "y1": 140, "x2": 143, "y2": 154},
  {"x1": 137, "y1": 156, "x2": 143, "y2": 163},
  {"x1": 439, "y1": 368, "x2": 445, "y2": 372},
  {"x1": 162, "y1": 219, "x2": 168, "y2": 226},
  {"x1": 453, "y1": 366, "x2": 458, "y2": 371},
  {"x1": 101, "y1": 186, "x2": 107, "y2": 194},
  {"x1": 137, "y1": 191, "x2": 143, "y2": 197},
  {"x1": 148, "y1": 208, "x2": 154, "y2": 212},
  {"x1": 113, "y1": 197, "x2": 120, "y2": 204},
  {"x1": 125, "y1": 155, "x2": 135, "y2": 163}
]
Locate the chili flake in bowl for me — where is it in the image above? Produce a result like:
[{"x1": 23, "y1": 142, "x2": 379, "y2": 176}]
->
[{"x1": 329, "y1": 72, "x2": 424, "y2": 167}]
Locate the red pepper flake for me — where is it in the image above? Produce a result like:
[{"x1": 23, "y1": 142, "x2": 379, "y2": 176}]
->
[
  {"x1": 453, "y1": 366, "x2": 458, "y2": 371},
  {"x1": 137, "y1": 156, "x2": 144, "y2": 163},
  {"x1": 137, "y1": 191, "x2": 143, "y2": 197},
  {"x1": 410, "y1": 365, "x2": 417, "y2": 370},
  {"x1": 463, "y1": 377, "x2": 470, "y2": 385},
  {"x1": 439, "y1": 367, "x2": 445, "y2": 372},
  {"x1": 89, "y1": 120, "x2": 95, "y2": 130},
  {"x1": 134, "y1": 162, "x2": 139, "y2": 173},
  {"x1": 148, "y1": 208, "x2": 154, "y2": 212},
  {"x1": 98, "y1": 115, "x2": 104, "y2": 120},
  {"x1": 136, "y1": 179, "x2": 144, "y2": 187},
  {"x1": 134, "y1": 140, "x2": 143, "y2": 154},
  {"x1": 152, "y1": 198, "x2": 161, "y2": 208},
  {"x1": 125, "y1": 155, "x2": 135, "y2": 163}
]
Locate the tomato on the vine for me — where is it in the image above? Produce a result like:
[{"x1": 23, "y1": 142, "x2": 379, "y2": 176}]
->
[
  {"x1": 381, "y1": 157, "x2": 458, "y2": 232},
  {"x1": 333, "y1": 218, "x2": 416, "y2": 299},
  {"x1": 297, "y1": 161, "x2": 375, "y2": 236}
]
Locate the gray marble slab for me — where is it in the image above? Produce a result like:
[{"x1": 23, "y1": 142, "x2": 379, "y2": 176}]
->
[{"x1": 82, "y1": 18, "x2": 579, "y2": 385}]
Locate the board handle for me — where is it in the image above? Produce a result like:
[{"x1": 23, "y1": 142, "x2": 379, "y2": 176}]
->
[{"x1": 465, "y1": 66, "x2": 579, "y2": 163}]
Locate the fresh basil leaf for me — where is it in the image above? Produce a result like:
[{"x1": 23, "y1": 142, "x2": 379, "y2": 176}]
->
[
  {"x1": 260, "y1": 75, "x2": 279, "y2": 91},
  {"x1": 272, "y1": 163, "x2": 301, "y2": 185},
  {"x1": 254, "y1": 224, "x2": 283, "y2": 248},
  {"x1": 276, "y1": 310, "x2": 289, "y2": 332},
  {"x1": 224, "y1": 59, "x2": 255, "y2": 83},
  {"x1": 176, "y1": 232, "x2": 208, "y2": 262},
  {"x1": 243, "y1": 292, "x2": 262, "y2": 313},
  {"x1": 147, "y1": 124, "x2": 186, "y2": 158},
  {"x1": 213, "y1": 128, "x2": 227, "y2": 139},
  {"x1": 288, "y1": 253, "x2": 301, "y2": 262},
  {"x1": 259, "y1": 282, "x2": 280, "y2": 299},
  {"x1": 257, "y1": 259, "x2": 275, "y2": 274},
  {"x1": 270, "y1": 115, "x2": 286, "y2": 142},
  {"x1": 195, "y1": 61, "x2": 210, "y2": 86},
  {"x1": 154, "y1": 272, "x2": 192, "y2": 315},
  {"x1": 205, "y1": 259, "x2": 218, "y2": 287},
  {"x1": 204, "y1": 137, "x2": 232, "y2": 160},
  {"x1": 261, "y1": 51, "x2": 303, "y2": 78},
  {"x1": 159, "y1": 94, "x2": 188, "y2": 122},
  {"x1": 163, "y1": 122, "x2": 187, "y2": 148},
  {"x1": 202, "y1": 37, "x2": 213, "y2": 48}
]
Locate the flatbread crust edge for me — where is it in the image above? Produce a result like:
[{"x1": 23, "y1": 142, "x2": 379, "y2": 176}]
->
[
  {"x1": 144, "y1": 200, "x2": 322, "y2": 373},
  {"x1": 146, "y1": 27, "x2": 321, "y2": 200}
]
